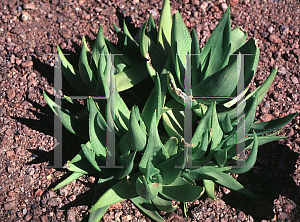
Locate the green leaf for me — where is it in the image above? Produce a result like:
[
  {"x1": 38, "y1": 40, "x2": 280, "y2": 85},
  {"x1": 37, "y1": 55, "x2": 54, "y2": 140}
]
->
[
  {"x1": 57, "y1": 45, "x2": 94, "y2": 95},
  {"x1": 113, "y1": 23, "x2": 125, "y2": 50},
  {"x1": 113, "y1": 151, "x2": 137, "y2": 179},
  {"x1": 53, "y1": 172, "x2": 83, "y2": 191},
  {"x1": 192, "y1": 129, "x2": 209, "y2": 160},
  {"x1": 148, "y1": 13, "x2": 158, "y2": 43},
  {"x1": 140, "y1": 21, "x2": 150, "y2": 58},
  {"x1": 96, "y1": 53, "x2": 107, "y2": 97},
  {"x1": 152, "y1": 194, "x2": 177, "y2": 212},
  {"x1": 160, "y1": 53, "x2": 172, "y2": 108},
  {"x1": 223, "y1": 86, "x2": 249, "y2": 109},
  {"x1": 157, "y1": 0, "x2": 172, "y2": 52},
  {"x1": 215, "y1": 147, "x2": 228, "y2": 167},
  {"x1": 228, "y1": 131, "x2": 258, "y2": 174},
  {"x1": 156, "y1": 150, "x2": 185, "y2": 185},
  {"x1": 191, "y1": 28, "x2": 202, "y2": 86},
  {"x1": 203, "y1": 180, "x2": 217, "y2": 201},
  {"x1": 131, "y1": 196, "x2": 164, "y2": 222},
  {"x1": 257, "y1": 68, "x2": 277, "y2": 105},
  {"x1": 105, "y1": 39, "x2": 136, "y2": 69},
  {"x1": 79, "y1": 36, "x2": 97, "y2": 90},
  {"x1": 123, "y1": 34, "x2": 142, "y2": 62},
  {"x1": 88, "y1": 175, "x2": 117, "y2": 222},
  {"x1": 220, "y1": 113, "x2": 233, "y2": 133},
  {"x1": 90, "y1": 25, "x2": 109, "y2": 78},
  {"x1": 230, "y1": 38, "x2": 259, "y2": 89},
  {"x1": 226, "y1": 92, "x2": 258, "y2": 146},
  {"x1": 136, "y1": 175, "x2": 162, "y2": 200},
  {"x1": 66, "y1": 154, "x2": 99, "y2": 175},
  {"x1": 248, "y1": 112, "x2": 298, "y2": 136},
  {"x1": 81, "y1": 142, "x2": 104, "y2": 172},
  {"x1": 211, "y1": 102, "x2": 223, "y2": 150},
  {"x1": 162, "y1": 99, "x2": 184, "y2": 141},
  {"x1": 230, "y1": 27, "x2": 248, "y2": 54},
  {"x1": 88, "y1": 207, "x2": 109, "y2": 222},
  {"x1": 43, "y1": 90, "x2": 89, "y2": 140},
  {"x1": 200, "y1": 6, "x2": 231, "y2": 80},
  {"x1": 227, "y1": 134, "x2": 288, "y2": 159},
  {"x1": 148, "y1": 34, "x2": 169, "y2": 78},
  {"x1": 171, "y1": 11, "x2": 192, "y2": 88},
  {"x1": 217, "y1": 97, "x2": 246, "y2": 122},
  {"x1": 129, "y1": 106, "x2": 147, "y2": 152},
  {"x1": 139, "y1": 112, "x2": 169, "y2": 174},
  {"x1": 160, "y1": 176, "x2": 205, "y2": 202},
  {"x1": 141, "y1": 74, "x2": 162, "y2": 132},
  {"x1": 191, "y1": 103, "x2": 213, "y2": 153},
  {"x1": 114, "y1": 91, "x2": 130, "y2": 134},
  {"x1": 90, "y1": 172, "x2": 141, "y2": 211},
  {"x1": 201, "y1": 171, "x2": 257, "y2": 198},
  {"x1": 181, "y1": 173, "x2": 197, "y2": 185},
  {"x1": 87, "y1": 98, "x2": 107, "y2": 157},
  {"x1": 122, "y1": 19, "x2": 135, "y2": 41},
  {"x1": 118, "y1": 131, "x2": 131, "y2": 155},
  {"x1": 146, "y1": 161, "x2": 162, "y2": 184},
  {"x1": 115, "y1": 62, "x2": 149, "y2": 92},
  {"x1": 193, "y1": 53, "x2": 241, "y2": 105},
  {"x1": 189, "y1": 165, "x2": 233, "y2": 173},
  {"x1": 162, "y1": 99, "x2": 197, "y2": 142},
  {"x1": 163, "y1": 137, "x2": 179, "y2": 157}
]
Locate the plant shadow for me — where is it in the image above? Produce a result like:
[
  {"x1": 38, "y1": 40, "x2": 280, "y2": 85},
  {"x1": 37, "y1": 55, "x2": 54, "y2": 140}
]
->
[{"x1": 219, "y1": 141, "x2": 300, "y2": 221}]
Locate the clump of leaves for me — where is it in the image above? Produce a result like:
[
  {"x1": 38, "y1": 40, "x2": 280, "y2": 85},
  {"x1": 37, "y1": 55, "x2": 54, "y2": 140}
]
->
[{"x1": 43, "y1": 0, "x2": 297, "y2": 221}]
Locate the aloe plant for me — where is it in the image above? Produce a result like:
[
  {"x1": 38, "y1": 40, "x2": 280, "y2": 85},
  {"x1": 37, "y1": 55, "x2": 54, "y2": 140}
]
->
[
  {"x1": 44, "y1": 52, "x2": 296, "y2": 221},
  {"x1": 43, "y1": 0, "x2": 297, "y2": 221}
]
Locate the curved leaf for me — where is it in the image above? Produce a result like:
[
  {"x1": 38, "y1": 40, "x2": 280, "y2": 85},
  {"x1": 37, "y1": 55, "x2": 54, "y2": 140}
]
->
[
  {"x1": 171, "y1": 11, "x2": 192, "y2": 88},
  {"x1": 57, "y1": 45, "x2": 94, "y2": 95},
  {"x1": 191, "y1": 28, "x2": 202, "y2": 86},
  {"x1": 141, "y1": 74, "x2": 162, "y2": 132},
  {"x1": 200, "y1": 171, "x2": 257, "y2": 198},
  {"x1": 131, "y1": 196, "x2": 164, "y2": 222},
  {"x1": 129, "y1": 106, "x2": 147, "y2": 152},
  {"x1": 90, "y1": 25, "x2": 109, "y2": 78},
  {"x1": 200, "y1": 6, "x2": 231, "y2": 80},
  {"x1": 81, "y1": 142, "x2": 104, "y2": 172},
  {"x1": 230, "y1": 26, "x2": 248, "y2": 54},
  {"x1": 43, "y1": 90, "x2": 89, "y2": 140},
  {"x1": 115, "y1": 62, "x2": 149, "y2": 92},
  {"x1": 139, "y1": 112, "x2": 169, "y2": 173},
  {"x1": 136, "y1": 175, "x2": 162, "y2": 200},
  {"x1": 163, "y1": 136, "x2": 179, "y2": 157},
  {"x1": 148, "y1": 13, "x2": 158, "y2": 43},
  {"x1": 156, "y1": 150, "x2": 185, "y2": 185},
  {"x1": 113, "y1": 151, "x2": 137, "y2": 179},
  {"x1": 227, "y1": 131, "x2": 258, "y2": 174},
  {"x1": 152, "y1": 193, "x2": 177, "y2": 212},
  {"x1": 248, "y1": 112, "x2": 298, "y2": 136},
  {"x1": 89, "y1": 172, "x2": 141, "y2": 211},
  {"x1": 203, "y1": 179, "x2": 217, "y2": 201},
  {"x1": 157, "y1": 0, "x2": 172, "y2": 52},
  {"x1": 87, "y1": 98, "x2": 107, "y2": 157},
  {"x1": 160, "y1": 176, "x2": 205, "y2": 202},
  {"x1": 79, "y1": 36, "x2": 97, "y2": 90},
  {"x1": 193, "y1": 53, "x2": 241, "y2": 105},
  {"x1": 53, "y1": 172, "x2": 83, "y2": 191}
]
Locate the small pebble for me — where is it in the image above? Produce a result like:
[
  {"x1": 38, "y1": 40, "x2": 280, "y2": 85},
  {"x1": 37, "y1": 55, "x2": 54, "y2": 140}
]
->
[
  {"x1": 267, "y1": 26, "x2": 274, "y2": 33},
  {"x1": 21, "y1": 12, "x2": 31, "y2": 22},
  {"x1": 220, "y1": 3, "x2": 228, "y2": 12}
]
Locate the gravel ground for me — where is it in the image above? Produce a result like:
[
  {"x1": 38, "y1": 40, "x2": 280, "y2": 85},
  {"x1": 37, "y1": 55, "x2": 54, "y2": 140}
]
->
[{"x1": 0, "y1": 0, "x2": 300, "y2": 221}]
